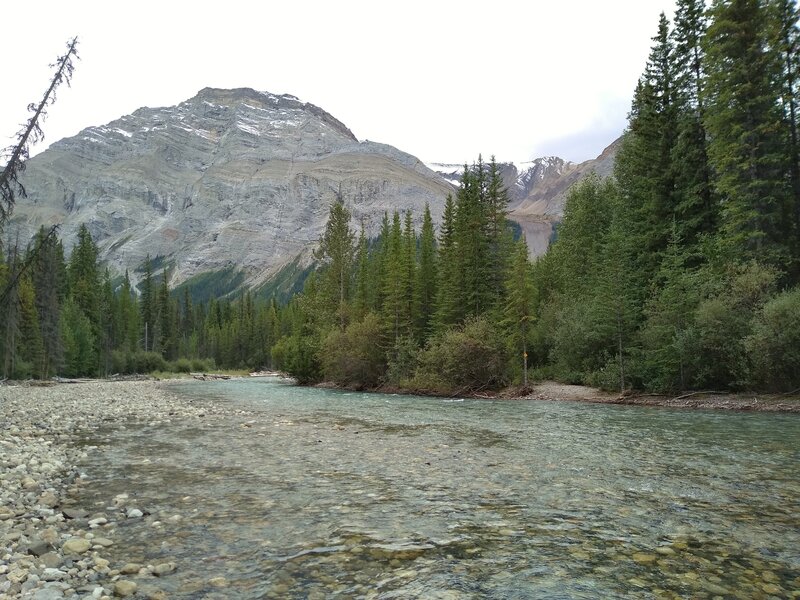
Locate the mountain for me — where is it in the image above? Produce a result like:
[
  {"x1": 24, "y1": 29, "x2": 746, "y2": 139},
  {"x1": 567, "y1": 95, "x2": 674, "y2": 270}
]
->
[
  {"x1": 11, "y1": 87, "x2": 618, "y2": 294},
  {"x1": 11, "y1": 88, "x2": 453, "y2": 289},
  {"x1": 427, "y1": 138, "x2": 620, "y2": 255}
]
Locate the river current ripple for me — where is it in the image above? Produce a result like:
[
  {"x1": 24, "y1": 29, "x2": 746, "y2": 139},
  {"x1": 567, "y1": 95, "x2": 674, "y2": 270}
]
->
[{"x1": 74, "y1": 378, "x2": 800, "y2": 599}]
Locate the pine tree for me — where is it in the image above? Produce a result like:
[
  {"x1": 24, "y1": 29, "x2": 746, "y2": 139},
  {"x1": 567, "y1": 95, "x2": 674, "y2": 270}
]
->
[
  {"x1": 486, "y1": 156, "x2": 511, "y2": 304},
  {"x1": 672, "y1": 0, "x2": 717, "y2": 247},
  {"x1": 67, "y1": 225, "x2": 101, "y2": 370},
  {"x1": 1, "y1": 38, "x2": 79, "y2": 227},
  {"x1": 454, "y1": 162, "x2": 492, "y2": 318},
  {"x1": 434, "y1": 194, "x2": 461, "y2": 331},
  {"x1": 616, "y1": 13, "x2": 680, "y2": 270},
  {"x1": 139, "y1": 256, "x2": 154, "y2": 351},
  {"x1": 705, "y1": 0, "x2": 793, "y2": 269},
  {"x1": 416, "y1": 203, "x2": 437, "y2": 340},
  {"x1": 638, "y1": 224, "x2": 703, "y2": 391},
  {"x1": 119, "y1": 271, "x2": 140, "y2": 353},
  {"x1": 29, "y1": 227, "x2": 65, "y2": 377},
  {"x1": 402, "y1": 211, "x2": 417, "y2": 338},
  {"x1": 772, "y1": 0, "x2": 800, "y2": 267},
  {"x1": 503, "y1": 238, "x2": 535, "y2": 386},
  {"x1": 314, "y1": 200, "x2": 356, "y2": 329},
  {"x1": 381, "y1": 211, "x2": 413, "y2": 347},
  {"x1": 353, "y1": 221, "x2": 370, "y2": 318},
  {"x1": 2, "y1": 246, "x2": 23, "y2": 378}
]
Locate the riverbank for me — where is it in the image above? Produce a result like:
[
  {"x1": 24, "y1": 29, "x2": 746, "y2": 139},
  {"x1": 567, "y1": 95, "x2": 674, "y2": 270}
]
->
[
  {"x1": 521, "y1": 381, "x2": 800, "y2": 412},
  {"x1": 0, "y1": 380, "x2": 227, "y2": 600}
]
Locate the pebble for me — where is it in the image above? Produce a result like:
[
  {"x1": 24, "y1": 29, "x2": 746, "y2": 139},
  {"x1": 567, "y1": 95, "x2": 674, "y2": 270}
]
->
[
  {"x1": 62, "y1": 538, "x2": 91, "y2": 554},
  {"x1": 0, "y1": 381, "x2": 214, "y2": 600},
  {"x1": 113, "y1": 580, "x2": 138, "y2": 597}
]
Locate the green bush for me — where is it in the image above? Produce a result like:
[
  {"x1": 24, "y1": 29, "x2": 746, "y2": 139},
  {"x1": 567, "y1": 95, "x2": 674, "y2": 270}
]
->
[
  {"x1": 170, "y1": 358, "x2": 193, "y2": 373},
  {"x1": 110, "y1": 350, "x2": 130, "y2": 374},
  {"x1": 745, "y1": 287, "x2": 800, "y2": 391},
  {"x1": 131, "y1": 351, "x2": 166, "y2": 374},
  {"x1": 412, "y1": 317, "x2": 508, "y2": 393},
  {"x1": 272, "y1": 334, "x2": 320, "y2": 384},
  {"x1": 385, "y1": 336, "x2": 419, "y2": 386},
  {"x1": 319, "y1": 313, "x2": 385, "y2": 389},
  {"x1": 191, "y1": 358, "x2": 215, "y2": 372}
]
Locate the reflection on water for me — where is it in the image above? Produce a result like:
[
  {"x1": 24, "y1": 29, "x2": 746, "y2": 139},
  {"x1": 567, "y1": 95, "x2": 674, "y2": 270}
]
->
[{"x1": 74, "y1": 379, "x2": 800, "y2": 599}]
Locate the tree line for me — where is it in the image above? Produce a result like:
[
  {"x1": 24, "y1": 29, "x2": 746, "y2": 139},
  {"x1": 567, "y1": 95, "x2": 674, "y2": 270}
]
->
[
  {"x1": 526, "y1": 0, "x2": 800, "y2": 393},
  {"x1": 3, "y1": 1, "x2": 799, "y2": 393},
  {"x1": 0, "y1": 157, "x2": 531, "y2": 392}
]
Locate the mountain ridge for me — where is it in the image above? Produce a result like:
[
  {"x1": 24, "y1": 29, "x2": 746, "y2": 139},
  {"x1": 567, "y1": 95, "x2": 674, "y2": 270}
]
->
[{"x1": 11, "y1": 87, "x2": 617, "y2": 291}]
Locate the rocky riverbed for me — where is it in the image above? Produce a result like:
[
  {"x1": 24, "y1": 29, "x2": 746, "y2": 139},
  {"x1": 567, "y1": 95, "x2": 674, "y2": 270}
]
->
[{"x1": 0, "y1": 381, "x2": 224, "y2": 600}]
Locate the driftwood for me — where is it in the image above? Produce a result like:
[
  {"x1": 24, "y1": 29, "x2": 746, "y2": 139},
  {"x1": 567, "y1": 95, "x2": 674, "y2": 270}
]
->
[{"x1": 670, "y1": 390, "x2": 727, "y2": 401}]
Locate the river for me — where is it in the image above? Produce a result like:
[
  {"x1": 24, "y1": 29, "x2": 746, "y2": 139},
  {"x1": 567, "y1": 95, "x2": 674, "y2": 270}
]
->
[{"x1": 74, "y1": 378, "x2": 800, "y2": 599}]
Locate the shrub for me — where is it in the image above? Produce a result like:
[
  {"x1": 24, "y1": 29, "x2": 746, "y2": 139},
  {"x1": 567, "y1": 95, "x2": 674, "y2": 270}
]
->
[
  {"x1": 412, "y1": 317, "x2": 508, "y2": 393},
  {"x1": 170, "y1": 358, "x2": 193, "y2": 373},
  {"x1": 272, "y1": 334, "x2": 320, "y2": 384},
  {"x1": 745, "y1": 287, "x2": 800, "y2": 391},
  {"x1": 131, "y1": 351, "x2": 166, "y2": 374},
  {"x1": 385, "y1": 336, "x2": 419, "y2": 386},
  {"x1": 191, "y1": 358, "x2": 215, "y2": 372},
  {"x1": 319, "y1": 313, "x2": 385, "y2": 388},
  {"x1": 110, "y1": 350, "x2": 130, "y2": 375}
]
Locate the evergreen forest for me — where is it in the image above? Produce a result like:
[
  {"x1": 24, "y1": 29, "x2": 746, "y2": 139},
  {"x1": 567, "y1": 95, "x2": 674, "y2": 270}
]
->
[{"x1": 2, "y1": 0, "x2": 799, "y2": 394}]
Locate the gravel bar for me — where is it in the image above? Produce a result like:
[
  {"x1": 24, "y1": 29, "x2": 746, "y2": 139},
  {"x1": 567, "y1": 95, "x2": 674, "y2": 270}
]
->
[{"x1": 0, "y1": 380, "x2": 221, "y2": 600}]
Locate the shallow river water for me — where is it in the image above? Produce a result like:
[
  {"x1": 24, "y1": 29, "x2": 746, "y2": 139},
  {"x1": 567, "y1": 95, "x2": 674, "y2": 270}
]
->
[{"x1": 75, "y1": 378, "x2": 799, "y2": 599}]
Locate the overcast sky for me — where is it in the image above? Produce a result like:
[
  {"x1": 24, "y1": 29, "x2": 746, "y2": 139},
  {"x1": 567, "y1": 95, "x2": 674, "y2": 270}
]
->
[{"x1": 2, "y1": 0, "x2": 675, "y2": 165}]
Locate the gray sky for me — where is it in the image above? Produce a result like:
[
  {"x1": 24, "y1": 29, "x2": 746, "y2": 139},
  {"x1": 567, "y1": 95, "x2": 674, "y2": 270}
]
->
[{"x1": 2, "y1": 0, "x2": 675, "y2": 165}]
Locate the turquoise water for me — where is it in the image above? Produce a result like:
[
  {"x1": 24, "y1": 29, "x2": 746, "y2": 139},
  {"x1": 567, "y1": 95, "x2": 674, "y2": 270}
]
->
[{"x1": 76, "y1": 378, "x2": 800, "y2": 598}]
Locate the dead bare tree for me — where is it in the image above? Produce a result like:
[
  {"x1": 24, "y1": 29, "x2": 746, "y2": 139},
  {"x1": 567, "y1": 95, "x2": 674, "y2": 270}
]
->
[{"x1": 0, "y1": 37, "x2": 79, "y2": 228}]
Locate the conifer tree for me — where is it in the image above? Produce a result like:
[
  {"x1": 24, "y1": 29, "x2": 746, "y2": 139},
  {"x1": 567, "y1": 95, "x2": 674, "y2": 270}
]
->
[
  {"x1": 381, "y1": 211, "x2": 412, "y2": 347},
  {"x1": 503, "y1": 238, "x2": 535, "y2": 386},
  {"x1": 486, "y1": 156, "x2": 511, "y2": 303},
  {"x1": 434, "y1": 194, "x2": 461, "y2": 332},
  {"x1": 416, "y1": 204, "x2": 437, "y2": 340},
  {"x1": 353, "y1": 221, "x2": 370, "y2": 318},
  {"x1": 772, "y1": 0, "x2": 800, "y2": 262},
  {"x1": 454, "y1": 162, "x2": 491, "y2": 318},
  {"x1": 616, "y1": 13, "x2": 680, "y2": 270},
  {"x1": 119, "y1": 271, "x2": 139, "y2": 353},
  {"x1": 314, "y1": 201, "x2": 356, "y2": 329},
  {"x1": 139, "y1": 256, "x2": 155, "y2": 351},
  {"x1": 17, "y1": 275, "x2": 44, "y2": 378},
  {"x1": 672, "y1": 0, "x2": 717, "y2": 247},
  {"x1": 402, "y1": 211, "x2": 417, "y2": 338},
  {"x1": 704, "y1": 0, "x2": 793, "y2": 270},
  {"x1": 30, "y1": 227, "x2": 66, "y2": 377}
]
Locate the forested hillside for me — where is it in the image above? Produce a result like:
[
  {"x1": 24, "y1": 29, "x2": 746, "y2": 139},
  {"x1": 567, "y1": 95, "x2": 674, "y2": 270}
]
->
[{"x1": 2, "y1": 0, "x2": 798, "y2": 393}]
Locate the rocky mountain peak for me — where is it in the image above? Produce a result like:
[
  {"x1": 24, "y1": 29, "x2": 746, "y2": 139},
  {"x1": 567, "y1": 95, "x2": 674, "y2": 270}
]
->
[{"x1": 12, "y1": 88, "x2": 453, "y2": 290}]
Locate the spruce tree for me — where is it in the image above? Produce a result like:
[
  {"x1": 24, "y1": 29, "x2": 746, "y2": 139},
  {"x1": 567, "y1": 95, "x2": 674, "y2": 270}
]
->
[
  {"x1": 616, "y1": 13, "x2": 679, "y2": 270},
  {"x1": 416, "y1": 204, "x2": 437, "y2": 340},
  {"x1": 433, "y1": 194, "x2": 461, "y2": 332},
  {"x1": 30, "y1": 227, "x2": 65, "y2": 377},
  {"x1": 705, "y1": 0, "x2": 793, "y2": 270},
  {"x1": 503, "y1": 238, "x2": 535, "y2": 386},
  {"x1": 139, "y1": 256, "x2": 154, "y2": 351},
  {"x1": 486, "y1": 156, "x2": 511, "y2": 305},
  {"x1": 314, "y1": 200, "x2": 356, "y2": 329},
  {"x1": 672, "y1": 0, "x2": 717, "y2": 247}
]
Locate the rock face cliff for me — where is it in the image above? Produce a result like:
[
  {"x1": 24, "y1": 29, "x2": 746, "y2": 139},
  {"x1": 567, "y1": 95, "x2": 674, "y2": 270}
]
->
[
  {"x1": 427, "y1": 138, "x2": 620, "y2": 256},
  {"x1": 12, "y1": 87, "x2": 618, "y2": 290},
  {"x1": 12, "y1": 88, "x2": 453, "y2": 288}
]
